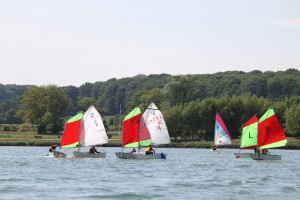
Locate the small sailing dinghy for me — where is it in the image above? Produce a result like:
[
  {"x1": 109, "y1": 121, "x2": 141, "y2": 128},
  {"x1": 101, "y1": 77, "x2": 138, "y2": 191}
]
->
[
  {"x1": 73, "y1": 105, "x2": 108, "y2": 158},
  {"x1": 212, "y1": 113, "x2": 232, "y2": 153},
  {"x1": 251, "y1": 109, "x2": 287, "y2": 161},
  {"x1": 234, "y1": 116, "x2": 258, "y2": 158},
  {"x1": 115, "y1": 102, "x2": 170, "y2": 159},
  {"x1": 55, "y1": 105, "x2": 108, "y2": 158}
]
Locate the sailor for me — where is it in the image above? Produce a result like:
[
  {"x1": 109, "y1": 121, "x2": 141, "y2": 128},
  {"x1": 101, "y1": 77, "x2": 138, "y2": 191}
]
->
[
  {"x1": 89, "y1": 146, "x2": 99, "y2": 154},
  {"x1": 212, "y1": 145, "x2": 217, "y2": 151},
  {"x1": 145, "y1": 145, "x2": 155, "y2": 155},
  {"x1": 262, "y1": 149, "x2": 269, "y2": 155},
  {"x1": 131, "y1": 148, "x2": 136, "y2": 154},
  {"x1": 49, "y1": 144, "x2": 56, "y2": 152}
]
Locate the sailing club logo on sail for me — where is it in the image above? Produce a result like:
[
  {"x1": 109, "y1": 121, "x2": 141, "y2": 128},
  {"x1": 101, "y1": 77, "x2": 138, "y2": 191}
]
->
[
  {"x1": 146, "y1": 114, "x2": 164, "y2": 126},
  {"x1": 146, "y1": 113, "x2": 164, "y2": 132},
  {"x1": 90, "y1": 112, "x2": 99, "y2": 126},
  {"x1": 151, "y1": 110, "x2": 156, "y2": 115}
]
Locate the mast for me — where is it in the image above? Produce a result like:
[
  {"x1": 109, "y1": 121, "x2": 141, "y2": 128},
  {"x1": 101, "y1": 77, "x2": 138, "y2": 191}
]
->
[
  {"x1": 137, "y1": 107, "x2": 140, "y2": 154},
  {"x1": 238, "y1": 123, "x2": 243, "y2": 153},
  {"x1": 214, "y1": 112, "x2": 217, "y2": 146},
  {"x1": 119, "y1": 104, "x2": 123, "y2": 152}
]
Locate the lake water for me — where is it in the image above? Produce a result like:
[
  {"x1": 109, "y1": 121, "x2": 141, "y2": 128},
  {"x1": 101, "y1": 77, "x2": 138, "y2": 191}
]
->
[{"x1": 0, "y1": 147, "x2": 299, "y2": 200}]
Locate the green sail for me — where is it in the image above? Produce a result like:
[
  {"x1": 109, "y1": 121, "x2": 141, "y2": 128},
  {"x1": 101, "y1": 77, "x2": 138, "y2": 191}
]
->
[
  {"x1": 259, "y1": 108, "x2": 275, "y2": 123},
  {"x1": 240, "y1": 117, "x2": 258, "y2": 148},
  {"x1": 124, "y1": 108, "x2": 141, "y2": 121},
  {"x1": 124, "y1": 139, "x2": 152, "y2": 148},
  {"x1": 68, "y1": 112, "x2": 83, "y2": 123},
  {"x1": 260, "y1": 140, "x2": 287, "y2": 149}
]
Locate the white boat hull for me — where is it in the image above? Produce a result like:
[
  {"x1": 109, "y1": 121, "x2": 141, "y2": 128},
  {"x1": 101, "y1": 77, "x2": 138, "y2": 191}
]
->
[
  {"x1": 54, "y1": 151, "x2": 67, "y2": 158},
  {"x1": 73, "y1": 151, "x2": 106, "y2": 158},
  {"x1": 47, "y1": 151, "x2": 66, "y2": 158},
  {"x1": 251, "y1": 153, "x2": 281, "y2": 160},
  {"x1": 115, "y1": 152, "x2": 167, "y2": 159},
  {"x1": 234, "y1": 152, "x2": 255, "y2": 158}
]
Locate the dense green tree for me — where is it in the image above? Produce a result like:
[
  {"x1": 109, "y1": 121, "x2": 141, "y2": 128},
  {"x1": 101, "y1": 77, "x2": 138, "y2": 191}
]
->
[
  {"x1": 79, "y1": 82, "x2": 93, "y2": 97},
  {"x1": 181, "y1": 101, "x2": 202, "y2": 140},
  {"x1": 5, "y1": 108, "x2": 21, "y2": 124},
  {"x1": 163, "y1": 104, "x2": 185, "y2": 140},
  {"x1": 1, "y1": 69, "x2": 300, "y2": 139},
  {"x1": 285, "y1": 103, "x2": 300, "y2": 138},
  {"x1": 127, "y1": 89, "x2": 165, "y2": 112},
  {"x1": 19, "y1": 85, "x2": 71, "y2": 134},
  {"x1": 78, "y1": 97, "x2": 98, "y2": 112},
  {"x1": 268, "y1": 78, "x2": 282, "y2": 99},
  {"x1": 63, "y1": 86, "x2": 80, "y2": 116},
  {"x1": 165, "y1": 76, "x2": 198, "y2": 105}
]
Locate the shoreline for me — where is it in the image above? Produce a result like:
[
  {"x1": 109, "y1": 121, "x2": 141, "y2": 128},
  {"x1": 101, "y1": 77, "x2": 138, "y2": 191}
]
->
[{"x1": 0, "y1": 141, "x2": 299, "y2": 150}]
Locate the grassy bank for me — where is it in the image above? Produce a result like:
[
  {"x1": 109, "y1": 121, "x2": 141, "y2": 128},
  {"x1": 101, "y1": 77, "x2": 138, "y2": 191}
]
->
[{"x1": 0, "y1": 131, "x2": 299, "y2": 149}]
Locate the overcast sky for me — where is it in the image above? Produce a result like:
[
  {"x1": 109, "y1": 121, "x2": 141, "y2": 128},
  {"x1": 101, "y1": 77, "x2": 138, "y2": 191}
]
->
[{"x1": 0, "y1": 0, "x2": 299, "y2": 87}]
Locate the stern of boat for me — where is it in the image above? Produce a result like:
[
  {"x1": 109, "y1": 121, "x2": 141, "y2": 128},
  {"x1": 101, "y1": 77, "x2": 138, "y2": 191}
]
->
[{"x1": 251, "y1": 153, "x2": 281, "y2": 161}]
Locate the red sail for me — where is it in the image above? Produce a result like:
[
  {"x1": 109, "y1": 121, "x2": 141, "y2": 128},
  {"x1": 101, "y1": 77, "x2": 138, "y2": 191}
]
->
[
  {"x1": 60, "y1": 113, "x2": 83, "y2": 148},
  {"x1": 258, "y1": 110, "x2": 286, "y2": 148},
  {"x1": 122, "y1": 108, "x2": 142, "y2": 147}
]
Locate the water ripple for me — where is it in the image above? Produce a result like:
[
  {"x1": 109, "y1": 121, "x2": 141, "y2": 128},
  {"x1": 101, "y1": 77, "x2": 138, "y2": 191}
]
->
[{"x1": 0, "y1": 147, "x2": 299, "y2": 199}]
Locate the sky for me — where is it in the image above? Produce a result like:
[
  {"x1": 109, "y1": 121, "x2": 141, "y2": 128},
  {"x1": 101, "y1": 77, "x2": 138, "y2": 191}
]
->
[{"x1": 0, "y1": 0, "x2": 299, "y2": 87}]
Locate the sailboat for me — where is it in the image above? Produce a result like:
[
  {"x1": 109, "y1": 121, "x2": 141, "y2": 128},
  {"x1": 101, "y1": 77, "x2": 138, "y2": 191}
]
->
[
  {"x1": 234, "y1": 116, "x2": 258, "y2": 158},
  {"x1": 73, "y1": 105, "x2": 109, "y2": 158},
  {"x1": 212, "y1": 113, "x2": 232, "y2": 152},
  {"x1": 115, "y1": 102, "x2": 170, "y2": 159},
  {"x1": 55, "y1": 105, "x2": 108, "y2": 158},
  {"x1": 251, "y1": 108, "x2": 287, "y2": 160}
]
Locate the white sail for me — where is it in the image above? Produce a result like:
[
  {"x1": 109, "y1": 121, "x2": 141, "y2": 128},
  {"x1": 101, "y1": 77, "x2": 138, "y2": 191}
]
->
[
  {"x1": 80, "y1": 105, "x2": 108, "y2": 146},
  {"x1": 214, "y1": 113, "x2": 232, "y2": 146},
  {"x1": 143, "y1": 102, "x2": 170, "y2": 145}
]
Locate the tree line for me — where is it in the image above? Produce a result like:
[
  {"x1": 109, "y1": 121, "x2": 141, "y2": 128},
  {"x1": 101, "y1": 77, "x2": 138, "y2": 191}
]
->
[{"x1": 0, "y1": 69, "x2": 299, "y2": 139}]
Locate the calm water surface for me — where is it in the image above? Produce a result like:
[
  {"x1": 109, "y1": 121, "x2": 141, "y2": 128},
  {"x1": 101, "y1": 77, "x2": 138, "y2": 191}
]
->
[{"x1": 0, "y1": 147, "x2": 299, "y2": 200}]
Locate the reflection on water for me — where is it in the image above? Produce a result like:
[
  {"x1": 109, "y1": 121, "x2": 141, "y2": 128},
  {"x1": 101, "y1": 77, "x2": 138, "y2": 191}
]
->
[{"x1": 0, "y1": 147, "x2": 299, "y2": 200}]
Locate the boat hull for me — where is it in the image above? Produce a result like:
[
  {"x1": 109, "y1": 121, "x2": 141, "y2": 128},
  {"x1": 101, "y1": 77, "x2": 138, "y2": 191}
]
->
[
  {"x1": 234, "y1": 152, "x2": 255, "y2": 158},
  {"x1": 73, "y1": 151, "x2": 106, "y2": 158},
  {"x1": 115, "y1": 152, "x2": 167, "y2": 159},
  {"x1": 47, "y1": 151, "x2": 66, "y2": 158},
  {"x1": 251, "y1": 153, "x2": 281, "y2": 160}
]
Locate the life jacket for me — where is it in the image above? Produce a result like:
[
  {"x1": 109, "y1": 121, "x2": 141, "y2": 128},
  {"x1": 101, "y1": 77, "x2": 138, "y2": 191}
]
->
[{"x1": 145, "y1": 147, "x2": 151, "y2": 153}]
